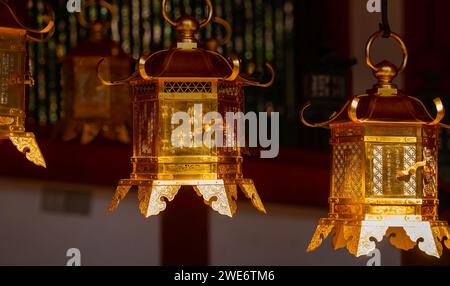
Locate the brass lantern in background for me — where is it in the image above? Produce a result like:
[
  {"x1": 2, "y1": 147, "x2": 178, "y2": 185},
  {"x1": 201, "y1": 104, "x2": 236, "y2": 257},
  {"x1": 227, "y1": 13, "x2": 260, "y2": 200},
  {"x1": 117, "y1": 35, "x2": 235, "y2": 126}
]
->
[
  {"x1": 301, "y1": 31, "x2": 450, "y2": 257},
  {"x1": 0, "y1": 0, "x2": 54, "y2": 167},
  {"x1": 105, "y1": 0, "x2": 274, "y2": 218},
  {"x1": 59, "y1": 0, "x2": 132, "y2": 144}
]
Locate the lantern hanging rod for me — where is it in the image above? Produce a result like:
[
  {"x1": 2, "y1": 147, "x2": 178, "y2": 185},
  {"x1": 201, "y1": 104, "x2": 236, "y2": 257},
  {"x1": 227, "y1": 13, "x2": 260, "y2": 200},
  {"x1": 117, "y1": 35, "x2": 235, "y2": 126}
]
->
[
  {"x1": 0, "y1": 0, "x2": 55, "y2": 42},
  {"x1": 379, "y1": 0, "x2": 391, "y2": 38}
]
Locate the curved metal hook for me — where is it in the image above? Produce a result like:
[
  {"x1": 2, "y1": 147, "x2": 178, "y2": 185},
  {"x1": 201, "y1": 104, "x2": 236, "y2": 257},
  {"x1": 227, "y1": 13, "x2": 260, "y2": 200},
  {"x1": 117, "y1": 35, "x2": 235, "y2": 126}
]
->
[
  {"x1": 300, "y1": 100, "x2": 351, "y2": 128},
  {"x1": 212, "y1": 17, "x2": 232, "y2": 46},
  {"x1": 407, "y1": 96, "x2": 446, "y2": 126},
  {"x1": 223, "y1": 54, "x2": 240, "y2": 82},
  {"x1": 162, "y1": 0, "x2": 213, "y2": 28},
  {"x1": 97, "y1": 58, "x2": 139, "y2": 86},
  {"x1": 430, "y1": 98, "x2": 445, "y2": 126},
  {"x1": 0, "y1": 0, "x2": 55, "y2": 42},
  {"x1": 348, "y1": 94, "x2": 370, "y2": 123},
  {"x1": 138, "y1": 54, "x2": 156, "y2": 81},
  {"x1": 238, "y1": 64, "x2": 275, "y2": 87}
]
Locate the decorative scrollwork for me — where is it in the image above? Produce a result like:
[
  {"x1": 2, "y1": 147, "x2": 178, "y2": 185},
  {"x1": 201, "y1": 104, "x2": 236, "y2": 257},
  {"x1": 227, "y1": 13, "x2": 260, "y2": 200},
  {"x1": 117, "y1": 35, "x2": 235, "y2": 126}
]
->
[{"x1": 9, "y1": 133, "x2": 46, "y2": 168}]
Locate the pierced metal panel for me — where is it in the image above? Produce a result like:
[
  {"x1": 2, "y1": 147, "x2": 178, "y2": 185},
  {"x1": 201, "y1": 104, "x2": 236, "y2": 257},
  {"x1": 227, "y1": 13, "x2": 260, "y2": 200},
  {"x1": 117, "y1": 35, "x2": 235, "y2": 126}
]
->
[
  {"x1": 163, "y1": 81, "x2": 212, "y2": 93},
  {"x1": 371, "y1": 144, "x2": 417, "y2": 197},
  {"x1": 332, "y1": 143, "x2": 363, "y2": 199}
]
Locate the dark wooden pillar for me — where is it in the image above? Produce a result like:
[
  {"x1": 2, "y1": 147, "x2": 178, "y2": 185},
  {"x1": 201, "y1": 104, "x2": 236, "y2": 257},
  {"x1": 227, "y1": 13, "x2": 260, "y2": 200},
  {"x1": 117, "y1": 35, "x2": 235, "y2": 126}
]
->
[
  {"x1": 404, "y1": 0, "x2": 450, "y2": 266},
  {"x1": 161, "y1": 187, "x2": 209, "y2": 266}
]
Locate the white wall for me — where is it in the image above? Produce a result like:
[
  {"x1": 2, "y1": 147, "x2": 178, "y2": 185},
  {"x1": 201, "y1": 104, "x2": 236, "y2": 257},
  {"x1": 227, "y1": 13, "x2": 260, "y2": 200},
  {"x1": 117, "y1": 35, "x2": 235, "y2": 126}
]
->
[
  {"x1": 0, "y1": 178, "x2": 401, "y2": 266},
  {"x1": 0, "y1": 178, "x2": 160, "y2": 266}
]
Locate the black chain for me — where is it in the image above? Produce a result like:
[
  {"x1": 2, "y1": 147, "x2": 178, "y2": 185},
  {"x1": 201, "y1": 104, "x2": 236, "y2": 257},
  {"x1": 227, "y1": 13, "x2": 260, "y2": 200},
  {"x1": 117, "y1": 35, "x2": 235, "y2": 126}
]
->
[{"x1": 378, "y1": 0, "x2": 391, "y2": 38}]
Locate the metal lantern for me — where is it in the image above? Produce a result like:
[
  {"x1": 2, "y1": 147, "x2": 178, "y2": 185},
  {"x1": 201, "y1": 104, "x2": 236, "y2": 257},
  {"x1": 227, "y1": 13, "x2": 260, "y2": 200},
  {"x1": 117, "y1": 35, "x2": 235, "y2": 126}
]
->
[
  {"x1": 0, "y1": 0, "x2": 54, "y2": 167},
  {"x1": 303, "y1": 51, "x2": 356, "y2": 105},
  {"x1": 60, "y1": 0, "x2": 131, "y2": 144},
  {"x1": 301, "y1": 31, "x2": 450, "y2": 257},
  {"x1": 106, "y1": 0, "x2": 274, "y2": 218}
]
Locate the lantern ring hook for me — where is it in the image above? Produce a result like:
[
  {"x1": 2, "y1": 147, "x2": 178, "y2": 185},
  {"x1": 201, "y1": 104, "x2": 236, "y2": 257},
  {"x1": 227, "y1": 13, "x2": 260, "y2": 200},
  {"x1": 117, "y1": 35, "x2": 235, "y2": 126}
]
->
[
  {"x1": 211, "y1": 17, "x2": 232, "y2": 46},
  {"x1": 366, "y1": 31, "x2": 408, "y2": 74},
  {"x1": 0, "y1": 0, "x2": 55, "y2": 42},
  {"x1": 78, "y1": 0, "x2": 118, "y2": 29},
  {"x1": 97, "y1": 58, "x2": 139, "y2": 86},
  {"x1": 162, "y1": 0, "x2": 213, "y2": 29}
]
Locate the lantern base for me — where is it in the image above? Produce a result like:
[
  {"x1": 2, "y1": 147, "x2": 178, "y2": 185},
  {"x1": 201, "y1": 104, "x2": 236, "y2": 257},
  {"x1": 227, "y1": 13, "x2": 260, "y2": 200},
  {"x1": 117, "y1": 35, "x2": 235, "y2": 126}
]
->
[
  {"x1": 0, "y1": 132, "x2": 46, "y2": 168},
  {"x1": 307, "y1": 218, "x2": 450, "y2": 258},
  {"x1": 58, "y1": 119, "x2": 130, "y2": 145},
  {"x1": 108, "y1": 179, "x2": 266, "y2": 218}
]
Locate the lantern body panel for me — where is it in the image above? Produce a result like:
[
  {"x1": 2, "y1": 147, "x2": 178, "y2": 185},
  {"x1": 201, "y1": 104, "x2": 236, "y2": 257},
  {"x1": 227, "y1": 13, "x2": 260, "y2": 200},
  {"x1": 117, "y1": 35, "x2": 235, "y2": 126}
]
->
[
  {"x1": 111, "y1": 77, "x2": 261, "y2": 218},
  {"x1": 107, "y1": 5, "x2": 274, "y2": 218},
  {"x1": 61, "y1": 56, "x2": 131, "y2": 144},
  {"x1": 0, "y1": 30, "x2": 26, "y2": 136},
  {"x1": 0, "y1": 28, "x2": 45, "y2": 167},
  {"x1": 60, "y1": 31, "x2": 132, "y2": 145},
  {"x1": 307, "y1": 109, "x2": 449, "y2": 258}
]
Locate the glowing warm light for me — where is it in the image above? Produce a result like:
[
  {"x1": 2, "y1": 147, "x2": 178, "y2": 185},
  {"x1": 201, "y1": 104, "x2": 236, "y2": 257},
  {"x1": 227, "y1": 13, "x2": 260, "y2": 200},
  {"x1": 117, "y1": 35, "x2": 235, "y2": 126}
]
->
[
  {"x1": 104, "y1": 0, "x2": 274, "y2": 218},
  {"x1": 59, "y1": 0, "x2": 132, "y2": 144},
  {"x1": 0, "y1": 0, "x2": 54, "y2": 167},
  {"x1": 301, "y1": 31, "x2": 450, "y2": 257}
]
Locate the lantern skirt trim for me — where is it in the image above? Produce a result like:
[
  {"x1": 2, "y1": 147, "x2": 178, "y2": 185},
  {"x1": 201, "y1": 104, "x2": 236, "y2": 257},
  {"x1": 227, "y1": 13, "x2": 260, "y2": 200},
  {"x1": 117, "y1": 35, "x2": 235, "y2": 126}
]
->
[
  {"x1": 1, "y1": 132, "x2": 46, "y2": 168},
  {"x1": 108, "y1": 179, "x2": 266, "y2": 218},
  {"x1": 307, "y1": 218, "x2": 450, "y2": 258}
]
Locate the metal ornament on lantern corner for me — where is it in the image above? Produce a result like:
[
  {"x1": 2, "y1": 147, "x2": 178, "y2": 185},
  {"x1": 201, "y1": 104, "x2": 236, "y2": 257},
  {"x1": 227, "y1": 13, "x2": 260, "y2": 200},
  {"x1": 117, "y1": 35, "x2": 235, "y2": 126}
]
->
[
  {"x1": 301, "y1": 31, "x2": 450, "y2": 258},
  {"x1": 102, "y1": 0, "x2": 275, "y2": 218},
  {"x1": 0, "y1": 0, "x2": 54, "y2": 168},
  {"x1": 60, "y1": 0, "x2": 132, "y2": 145}
]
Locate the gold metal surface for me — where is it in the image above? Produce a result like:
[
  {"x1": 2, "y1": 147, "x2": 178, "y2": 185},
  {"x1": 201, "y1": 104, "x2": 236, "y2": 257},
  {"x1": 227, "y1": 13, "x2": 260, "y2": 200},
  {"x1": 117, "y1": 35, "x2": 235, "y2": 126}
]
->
[
  {"x1": 366, "y1": 31, "x2": 408, "y2": 74},
  {"x1": 162, "y1": 0, "x2": 213, "y2": 28},
  {"x1": 302, "y1": 31, "x2": 450, "y2": 257},
  {"x1": 104, "y1": 1, "x2": 274, "y2": 218},
  {"x1": 0, "y1": 0, "x2": 54, "y2": 42},
  {"x1": 9, "y1": 133, "x2": 46, "y2": 168},
  {"x1": 0, "y1": 1, "x2": 52, "y2": 167}
]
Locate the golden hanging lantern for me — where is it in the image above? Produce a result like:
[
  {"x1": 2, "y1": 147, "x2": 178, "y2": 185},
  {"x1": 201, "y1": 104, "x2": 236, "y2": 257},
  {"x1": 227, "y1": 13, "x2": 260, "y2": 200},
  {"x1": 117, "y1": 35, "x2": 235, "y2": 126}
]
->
[
  {"x1": 0, "y1": 0, "x2": 54, "y2": 167},
  {"x1": 104, "y1": 0, "x2": 274, "y2": 218},
  {"x1": 301, "y1": 31, "x2": 450, "y2": 258},
  {"x1": 59, "y1": 0, "x2": 132, "y2": 144}
]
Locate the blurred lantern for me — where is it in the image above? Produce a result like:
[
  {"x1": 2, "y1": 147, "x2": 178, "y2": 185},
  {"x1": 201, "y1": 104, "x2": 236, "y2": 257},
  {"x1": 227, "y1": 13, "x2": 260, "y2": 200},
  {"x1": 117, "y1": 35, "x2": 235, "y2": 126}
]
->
[
  {"x1": 104, "y1": 0, "x2": 274, "y2": 218},
  {"x1": 0, "y1": 0, "x2": 54, "y2": 167},
  {"x1": 302, "y1": 48, "x2": 355, "y2": 119},
  {"x1": 59, "y1": 0, "x2": 131, "y2": 144},
  {"x1": 301, "y1": 31, "x2": 450, "y2": 257},
  {"x1": 203, "y1": 17, "x2": 232, "y2": 52}
]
